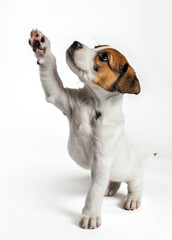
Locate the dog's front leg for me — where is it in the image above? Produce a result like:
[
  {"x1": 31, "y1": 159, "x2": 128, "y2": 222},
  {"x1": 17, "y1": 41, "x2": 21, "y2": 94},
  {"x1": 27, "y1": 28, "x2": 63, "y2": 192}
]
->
[
  {"x1": 29, "y1": 29, "x2": 70, "y2": 115},
  {"x1": 79, "y1": 159, "x2": 111, "y2": 229}
]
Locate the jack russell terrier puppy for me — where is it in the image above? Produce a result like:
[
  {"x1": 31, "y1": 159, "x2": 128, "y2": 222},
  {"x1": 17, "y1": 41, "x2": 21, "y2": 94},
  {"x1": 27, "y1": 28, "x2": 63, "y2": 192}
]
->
[{"x1": 29, "y1": 29, "x2": 154, "y2": 229}]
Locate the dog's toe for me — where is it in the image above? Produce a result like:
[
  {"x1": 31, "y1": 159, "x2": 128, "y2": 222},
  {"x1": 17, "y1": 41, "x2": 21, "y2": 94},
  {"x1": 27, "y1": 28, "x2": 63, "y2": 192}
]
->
[
  {"x1": 79, "y1": 215, "x2": 101, "y2": 229},
  {"x1": 124, "y1": 193, "x2": 141, "y2": 210}
]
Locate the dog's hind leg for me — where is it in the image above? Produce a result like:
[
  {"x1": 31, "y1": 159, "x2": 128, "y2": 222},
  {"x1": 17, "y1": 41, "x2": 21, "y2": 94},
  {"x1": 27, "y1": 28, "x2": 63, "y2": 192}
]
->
[
  {"x1": 124, "y1": 174, "x2": 143, "y2": 210},
  {"x1": 105, "y1": 181, "x2": 121, "y2": 196}
]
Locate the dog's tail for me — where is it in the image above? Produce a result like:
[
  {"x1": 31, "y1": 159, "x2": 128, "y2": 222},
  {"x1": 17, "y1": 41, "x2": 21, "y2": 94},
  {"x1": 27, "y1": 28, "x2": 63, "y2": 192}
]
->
[{"x1": 142, "y1": 153, "x2": 157, "y2": 165}]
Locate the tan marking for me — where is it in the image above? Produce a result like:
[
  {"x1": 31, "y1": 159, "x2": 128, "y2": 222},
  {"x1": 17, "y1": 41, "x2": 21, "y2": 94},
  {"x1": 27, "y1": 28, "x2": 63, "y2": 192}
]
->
[
  {"x1": 93, "y1": 48, "x2": 140, "y2": 94},
  {"x1": 116, "y1": 66, "x2": 140, "y2": 94}
]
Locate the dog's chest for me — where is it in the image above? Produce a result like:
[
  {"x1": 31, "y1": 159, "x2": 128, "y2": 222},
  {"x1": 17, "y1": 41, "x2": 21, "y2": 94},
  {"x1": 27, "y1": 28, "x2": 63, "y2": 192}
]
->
[
  {"x1": 67, "y1": 97, "x2": 124, "y2": 169},
  {"x1": 68, "y1": 104, "x2": 100, "y2": 168},
  {"x1": 75, "y1": 105, "x2": 99, "y2": 135},
  {"x1": 71, "y1": 99, "x2": 122, "y2": 137}
]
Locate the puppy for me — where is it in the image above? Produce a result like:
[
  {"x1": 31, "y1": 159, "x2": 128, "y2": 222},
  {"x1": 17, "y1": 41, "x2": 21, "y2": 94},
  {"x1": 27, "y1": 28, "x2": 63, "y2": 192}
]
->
[{"x1": 29, "y1": 29, "x2": 151, "y2": 229}]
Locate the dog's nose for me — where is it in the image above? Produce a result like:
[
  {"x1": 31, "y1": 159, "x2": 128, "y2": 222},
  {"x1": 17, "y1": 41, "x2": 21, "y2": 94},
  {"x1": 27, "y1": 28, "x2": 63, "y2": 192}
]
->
[{"x1": 71, "y1": 41, "x2": 83, "y2": 49}]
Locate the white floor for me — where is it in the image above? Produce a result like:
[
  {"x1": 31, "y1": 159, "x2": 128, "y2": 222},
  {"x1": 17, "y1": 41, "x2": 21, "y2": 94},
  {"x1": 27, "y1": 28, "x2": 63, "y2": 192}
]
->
[{"x1": 0, "y1": 126, "x2": 172, "y2": 240}]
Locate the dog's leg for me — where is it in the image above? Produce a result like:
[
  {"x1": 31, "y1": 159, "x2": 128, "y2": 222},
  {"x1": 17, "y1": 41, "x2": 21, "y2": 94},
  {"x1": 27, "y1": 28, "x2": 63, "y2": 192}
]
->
[
  {"x1": 79, "y1": 159, "x2": 111, "y2": 229},
  {"x1": 29, "y1": 29, "x2": 70, "y2": 115},
  {"x1": 105, "y1": 181, "x2": 121, "y2": 196},
  {"x1": 124, "y1": 175, "x2": 143, "y2": 210}
]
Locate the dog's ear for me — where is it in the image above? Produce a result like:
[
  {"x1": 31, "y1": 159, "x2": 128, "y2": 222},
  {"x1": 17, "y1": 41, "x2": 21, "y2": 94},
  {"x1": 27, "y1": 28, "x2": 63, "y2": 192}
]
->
[{"x1": 115, "y1": 63, "x2": 140, "y2": 94}]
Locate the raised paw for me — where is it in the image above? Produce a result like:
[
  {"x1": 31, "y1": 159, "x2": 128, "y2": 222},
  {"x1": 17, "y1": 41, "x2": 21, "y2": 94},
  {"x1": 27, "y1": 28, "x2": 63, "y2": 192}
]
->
[
  {"x1": 79, "y1": 213, "x2": 101, "y2": 229},
  {"x1": 124, "y1": 192, "x2": 141, "y2": 210},
  {"x1": 28, "y1": 29, "x2": 50, "y2": 62}
]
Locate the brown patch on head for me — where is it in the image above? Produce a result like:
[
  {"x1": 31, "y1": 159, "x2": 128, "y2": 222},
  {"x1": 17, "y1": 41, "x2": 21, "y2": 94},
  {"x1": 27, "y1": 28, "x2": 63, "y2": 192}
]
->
[
  {"x1": 115, "y1": 65, "x2": 140, "y2": 94},
  {"x1": 93, "y1": 48, "x2": 140, "y2": 94}
]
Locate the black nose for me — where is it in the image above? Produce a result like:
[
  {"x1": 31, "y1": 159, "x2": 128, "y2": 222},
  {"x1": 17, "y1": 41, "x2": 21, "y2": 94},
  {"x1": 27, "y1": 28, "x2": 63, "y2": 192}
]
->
[{"x1": 71, "y1": 41, "x2": 82, "y2": 49}]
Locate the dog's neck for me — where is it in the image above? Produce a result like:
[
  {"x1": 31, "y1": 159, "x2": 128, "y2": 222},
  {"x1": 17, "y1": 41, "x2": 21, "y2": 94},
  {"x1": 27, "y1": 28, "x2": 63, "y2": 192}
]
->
[{"x1": 83, "y1": 83, "x2": 123, "y2": 105}]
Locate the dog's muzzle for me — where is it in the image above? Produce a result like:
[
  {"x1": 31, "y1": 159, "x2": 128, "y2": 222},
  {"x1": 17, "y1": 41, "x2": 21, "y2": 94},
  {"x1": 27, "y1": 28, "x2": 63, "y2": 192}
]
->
[{"x1": 67, "y1": 41, "x2": 83, "y2": 59}]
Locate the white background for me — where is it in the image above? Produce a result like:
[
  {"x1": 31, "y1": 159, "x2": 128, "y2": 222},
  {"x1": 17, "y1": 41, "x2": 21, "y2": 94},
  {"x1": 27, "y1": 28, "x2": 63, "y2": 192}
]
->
[{"x1": 0, "y1": 0, "x2": 172, "y2": 239}]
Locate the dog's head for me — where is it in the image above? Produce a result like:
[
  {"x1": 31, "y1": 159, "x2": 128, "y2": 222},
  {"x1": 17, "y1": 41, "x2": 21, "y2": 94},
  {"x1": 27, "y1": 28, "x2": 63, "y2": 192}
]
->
[{"x1": 66, "y1": 41, "x2": 140, "y2": 95}]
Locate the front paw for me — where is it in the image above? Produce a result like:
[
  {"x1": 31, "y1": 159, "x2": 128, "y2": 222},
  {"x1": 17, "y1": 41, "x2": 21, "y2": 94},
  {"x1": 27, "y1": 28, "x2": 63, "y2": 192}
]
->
[
  {"x1": 28, "y1": 29, "x2": 50, "y2": 63},
  {"x1": 79, "y1": 212, "x2": 101, "y2": 229}
]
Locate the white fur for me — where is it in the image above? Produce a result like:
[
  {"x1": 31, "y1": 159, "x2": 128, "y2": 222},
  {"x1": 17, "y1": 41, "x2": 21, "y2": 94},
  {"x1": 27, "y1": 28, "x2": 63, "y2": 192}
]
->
[{"x1": 30, "y1": 30, "x2": 147, "y2": 229}]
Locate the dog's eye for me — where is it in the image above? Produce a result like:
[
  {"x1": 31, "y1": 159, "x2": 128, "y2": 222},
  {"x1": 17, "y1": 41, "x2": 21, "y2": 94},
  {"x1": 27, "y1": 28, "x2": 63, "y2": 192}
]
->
[{"x1": 98, "y1": 52, "x2": 108, "y2": 62}]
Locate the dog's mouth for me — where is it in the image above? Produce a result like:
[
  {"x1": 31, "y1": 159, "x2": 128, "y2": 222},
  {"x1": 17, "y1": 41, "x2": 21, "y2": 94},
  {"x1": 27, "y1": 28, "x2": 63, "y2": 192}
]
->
[
  {"x1": 66, "y1": 48, "x2": 74, "y2": 62},
  {"x1": 66, "y1": 48, "x2": 86, "y2": 74}
]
